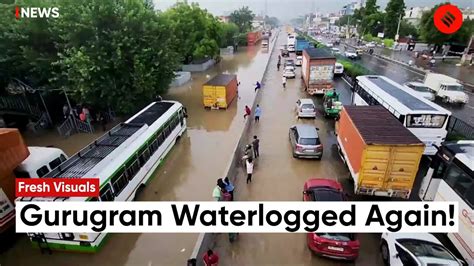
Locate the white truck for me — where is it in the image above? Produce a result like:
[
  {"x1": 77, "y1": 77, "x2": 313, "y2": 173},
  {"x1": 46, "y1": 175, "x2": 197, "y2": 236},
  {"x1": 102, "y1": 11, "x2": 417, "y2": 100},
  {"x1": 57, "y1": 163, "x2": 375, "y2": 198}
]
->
[{"x1": 423, "y1": 73, "x2": 469, "y2": 104}]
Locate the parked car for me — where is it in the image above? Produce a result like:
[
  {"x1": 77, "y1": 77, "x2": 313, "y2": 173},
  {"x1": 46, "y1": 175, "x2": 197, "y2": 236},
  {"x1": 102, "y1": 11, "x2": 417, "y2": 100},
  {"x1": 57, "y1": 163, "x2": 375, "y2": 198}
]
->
[
  {"x1": 283, "y1": 66, "x2": 296, "y2": 78},
  {"x1": 295, "y1": 98, "x2": 316, "y2": 118},
  {"x1": 288, "y1": 124, "x2": 322, "y2": 159},
  {"x1": 284, "y1": 59, "x2": 295, "y2": 67},
  {"x1": 344, "y1": 49, "x2": 358, "y2": 59},
  {"x1": 380, "y1": 233, "x2": 464, "y2": 266},
  {"x1": 304, "y1": 178, "x2": 359, "y2": 260},
  {"x1": 334, "y1": 62, "x2": 344, "y2": 75},
  {"x1": 295, "y1": 56, "x2": 303, "y2": 66},
  {"x1": 403, "y1": 82, "x2": 436, "y2": 101}
]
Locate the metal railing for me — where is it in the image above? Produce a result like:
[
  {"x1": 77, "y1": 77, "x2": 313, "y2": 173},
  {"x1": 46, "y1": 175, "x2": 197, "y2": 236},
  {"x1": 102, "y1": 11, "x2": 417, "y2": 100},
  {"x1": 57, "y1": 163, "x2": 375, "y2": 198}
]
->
[
  {"x1": 0, "y1": 95, "x2": 41, "y2": 118},
  {"x1": 57, "y1": 116, "x2": 94, "y2": 137}
]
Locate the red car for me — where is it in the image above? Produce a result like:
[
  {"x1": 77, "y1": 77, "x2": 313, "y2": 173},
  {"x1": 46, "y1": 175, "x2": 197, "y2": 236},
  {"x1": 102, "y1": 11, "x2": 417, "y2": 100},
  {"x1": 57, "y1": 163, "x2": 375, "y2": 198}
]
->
[{"x1": 303, "y1": 178, "x2": 360, "y2": 261}]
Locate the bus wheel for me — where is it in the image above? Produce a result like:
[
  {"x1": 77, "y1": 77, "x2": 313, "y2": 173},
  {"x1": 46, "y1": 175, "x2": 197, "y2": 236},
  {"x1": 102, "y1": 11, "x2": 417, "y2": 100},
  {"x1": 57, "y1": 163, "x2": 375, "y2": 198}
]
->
[{"x1": 134, "y1": 184, "x2": 146, "y2": 201}]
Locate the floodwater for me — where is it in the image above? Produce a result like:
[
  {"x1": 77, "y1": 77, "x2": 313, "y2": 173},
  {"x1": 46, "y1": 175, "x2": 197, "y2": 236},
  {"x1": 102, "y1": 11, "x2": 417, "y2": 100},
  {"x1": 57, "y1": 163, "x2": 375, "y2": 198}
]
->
[
  {"x1": 212, "y1": 33, "x2": 384, "y2": 265},
  {"x1": 0, "y1": 38, "x2": 275, "y2": 265}
]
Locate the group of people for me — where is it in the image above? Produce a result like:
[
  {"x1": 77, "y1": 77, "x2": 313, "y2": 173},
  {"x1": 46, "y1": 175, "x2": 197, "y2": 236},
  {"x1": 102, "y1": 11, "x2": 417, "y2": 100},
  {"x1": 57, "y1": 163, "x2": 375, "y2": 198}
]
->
[
  {"x1": 62, "y1": 104, "x2": 109, "y2": 131},
  {"x1": 213, "y1": 177, "x2": 235, "y2": 201},
  {"x1": 243, "y1": 104, "x2": 261, "y2": 123}
]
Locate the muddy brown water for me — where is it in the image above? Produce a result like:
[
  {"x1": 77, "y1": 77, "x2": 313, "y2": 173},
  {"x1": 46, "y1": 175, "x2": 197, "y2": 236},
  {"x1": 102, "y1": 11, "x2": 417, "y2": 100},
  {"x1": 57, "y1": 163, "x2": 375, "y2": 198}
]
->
[{"x1": 0, "y1": 42, "x2": 274, "y2": 265}]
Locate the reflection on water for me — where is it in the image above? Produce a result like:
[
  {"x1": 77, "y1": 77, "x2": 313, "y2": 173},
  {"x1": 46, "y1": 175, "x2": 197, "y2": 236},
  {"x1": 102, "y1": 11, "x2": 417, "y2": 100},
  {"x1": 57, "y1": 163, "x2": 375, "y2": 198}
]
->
[{"x1": 2, "y1": 42, "x2": 273, "y2": 265}]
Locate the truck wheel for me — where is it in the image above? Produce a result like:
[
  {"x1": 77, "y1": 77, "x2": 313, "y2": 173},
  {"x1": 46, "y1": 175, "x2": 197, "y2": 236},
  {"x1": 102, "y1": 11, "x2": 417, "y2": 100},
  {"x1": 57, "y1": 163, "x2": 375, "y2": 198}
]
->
[
  {"x1": 442, "y1": 96, "x2": 449, "y2": 103},
  {"x1": 380, "y1": 241, "x2": 390, "y2": 266}
]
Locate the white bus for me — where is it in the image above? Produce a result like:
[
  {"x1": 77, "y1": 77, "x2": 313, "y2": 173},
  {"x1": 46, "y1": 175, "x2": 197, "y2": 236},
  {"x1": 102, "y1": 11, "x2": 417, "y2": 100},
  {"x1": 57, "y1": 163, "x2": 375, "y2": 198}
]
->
[
  {"x1": 353, "y1": 75, "x2": 451, "y2": 155},
  {"x1": 418, "y1": 141, "x2": 473, "y2": 265},
  {"x1": 18, "y1": 100, "x2": 187, "y2": 252}
]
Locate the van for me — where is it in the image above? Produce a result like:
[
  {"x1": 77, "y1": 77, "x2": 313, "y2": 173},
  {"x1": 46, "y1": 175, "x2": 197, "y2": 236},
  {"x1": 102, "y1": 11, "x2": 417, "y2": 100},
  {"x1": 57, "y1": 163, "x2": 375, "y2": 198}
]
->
[
  {"x1": 295, "y1": 98, "x2": 316, "y2": 118},
  {"x1": 289, "y1": 124, "x2": 323, "y2": 159},
  {"x1": 14, "y1": 146, "x2": 68, "y2": 178}
]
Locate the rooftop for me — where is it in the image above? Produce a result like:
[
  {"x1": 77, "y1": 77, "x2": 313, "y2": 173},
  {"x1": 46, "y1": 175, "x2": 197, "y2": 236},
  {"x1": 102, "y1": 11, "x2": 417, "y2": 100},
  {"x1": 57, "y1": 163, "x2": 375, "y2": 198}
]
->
[
  {"x1": 204, "y1": 74, "x2": 236, "y2": 86},
  {"x1": 344, "y1": 105, "x2": 423, "y2": 145},
  {"x1": 304, "y1": 47, "x2": 335, "y2": 59}
]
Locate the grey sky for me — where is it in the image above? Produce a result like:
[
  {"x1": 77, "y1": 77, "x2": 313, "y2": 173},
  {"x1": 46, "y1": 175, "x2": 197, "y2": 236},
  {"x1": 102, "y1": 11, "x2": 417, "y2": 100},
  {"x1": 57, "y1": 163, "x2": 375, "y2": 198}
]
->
[{"x1": 153, "y1": 0, "x2": 473, "y2": 21}]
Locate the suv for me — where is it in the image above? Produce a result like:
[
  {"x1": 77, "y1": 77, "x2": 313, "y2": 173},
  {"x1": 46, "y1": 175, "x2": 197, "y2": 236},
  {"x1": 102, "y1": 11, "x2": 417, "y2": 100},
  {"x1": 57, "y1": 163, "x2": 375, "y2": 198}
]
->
[
  {"x1": 344, "y1": 50, "x2": 358, "y2": 59},
  {"x1": 303, "y1": 178, "x2": 360, "y2": 260},
  {"x1": 295, "y1": 99, "x2": 316, "y2": 118},
  {"x1": 288, "y1": 124, "x2": 323, "y2": 159}
]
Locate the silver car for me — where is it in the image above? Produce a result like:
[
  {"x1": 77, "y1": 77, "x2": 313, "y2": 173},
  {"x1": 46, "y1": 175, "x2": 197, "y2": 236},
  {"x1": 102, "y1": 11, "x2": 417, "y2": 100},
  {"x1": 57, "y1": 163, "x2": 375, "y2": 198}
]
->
[{"x1": 289, "y1": 124, "x2": 323, "y2": 159}]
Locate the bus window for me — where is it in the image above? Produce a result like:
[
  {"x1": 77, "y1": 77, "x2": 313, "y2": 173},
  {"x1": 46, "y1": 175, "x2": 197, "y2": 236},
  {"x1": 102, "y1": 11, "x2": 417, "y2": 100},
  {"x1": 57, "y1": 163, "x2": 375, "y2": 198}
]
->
[
  {"x1": 36, "y1": 165, "x2": 50, "y2": 177},
  {"x1": 49, "y1": 157, "x2": 62, "y2": 170},
  {"x1": 60, "y1": 154, "x2": 67, "y2": 162},
  {"x1": 100, "y1": 184, "x2": 115, "y2": 201},
  {"x1": 466, "y1": 184, "x2": 474, "y2": 207},
  {"x1": 138, "y1": 148, "x2": 151, "y2": 166},
  {"x1": 445, "y1": 164, "x2": 472, "y2": 197},
  {"x1": 126, "y1": 157, "x2": 140, "y2": 180},
  {"x1": 149, "y1": 139, "x2": 159, "y2": 155},
  {"x1": 157, "y1": 133, "x2": 165, "y2": 146},
  {"x1": 111, "y1": 169, "x2": 128, "y2": 196}
]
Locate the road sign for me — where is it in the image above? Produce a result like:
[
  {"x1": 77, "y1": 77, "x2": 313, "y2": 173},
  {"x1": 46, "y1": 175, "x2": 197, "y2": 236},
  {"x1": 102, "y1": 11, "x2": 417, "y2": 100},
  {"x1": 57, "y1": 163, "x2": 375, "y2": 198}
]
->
[{"x1": 434, "y1": 4, "x2": 463, "y2": 34}]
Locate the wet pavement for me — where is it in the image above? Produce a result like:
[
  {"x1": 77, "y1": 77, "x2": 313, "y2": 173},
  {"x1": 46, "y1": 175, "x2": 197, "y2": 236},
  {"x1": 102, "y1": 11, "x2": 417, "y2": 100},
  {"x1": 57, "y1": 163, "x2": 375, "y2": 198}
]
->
[
  {"x1": 0, "y1": 38, "x2": 275, "y2": 265},
  {"x1": 213, "y1": 33, "x2": 384, "y2": 265}
]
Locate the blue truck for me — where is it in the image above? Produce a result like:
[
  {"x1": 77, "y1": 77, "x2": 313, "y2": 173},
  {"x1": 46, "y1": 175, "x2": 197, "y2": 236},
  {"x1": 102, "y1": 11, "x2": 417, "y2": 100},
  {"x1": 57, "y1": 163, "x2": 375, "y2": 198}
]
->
[{"x1": 295, "y1": 37, "x2": 311, "y2": 55}]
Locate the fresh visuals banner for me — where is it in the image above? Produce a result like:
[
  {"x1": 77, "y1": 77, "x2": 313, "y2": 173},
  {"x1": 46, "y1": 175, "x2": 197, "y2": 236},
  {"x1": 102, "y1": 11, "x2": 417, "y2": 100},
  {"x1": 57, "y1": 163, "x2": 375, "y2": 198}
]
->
[{"x1": 16, "y1": 201, "x2": 458, "y2": 233}]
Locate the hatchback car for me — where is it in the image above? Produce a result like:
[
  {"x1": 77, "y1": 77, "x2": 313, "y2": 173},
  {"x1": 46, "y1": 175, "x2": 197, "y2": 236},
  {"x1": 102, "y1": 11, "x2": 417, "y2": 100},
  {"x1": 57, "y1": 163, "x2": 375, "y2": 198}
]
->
[
  {"x1": 303, "y1": 178, "x2": 360, "y2": 260},
  {"x1": 283, "y1": 66, "x2": 296, "y2": 78},
  {"x1": 295, "y1": 56, "x2": 303, "y2": 66},
  {"x1": 284, "y1": 59, "x2": 295, "y2": 67},
  {"x1": 289, "y1": 124, "x2": 322, "y2": 159},
  {"x1": 296, "y1": 99, "x2": 316, "y2": 118},
  {"x1": 334, "y1": 62, "x2": 344, "y2": 75},
  {"x1": 403, "y1": 82, "x2": 436, "y2": 101},
  {"x1": 380, "y1": 233, "x2": 464, "y2": 266}
]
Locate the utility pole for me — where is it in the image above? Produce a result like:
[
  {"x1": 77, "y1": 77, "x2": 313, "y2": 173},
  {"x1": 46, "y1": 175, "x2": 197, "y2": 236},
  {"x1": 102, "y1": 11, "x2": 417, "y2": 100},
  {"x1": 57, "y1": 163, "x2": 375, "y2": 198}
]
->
[{"x1": 395, "y1": 13, "x2": 402, "y2": 41}]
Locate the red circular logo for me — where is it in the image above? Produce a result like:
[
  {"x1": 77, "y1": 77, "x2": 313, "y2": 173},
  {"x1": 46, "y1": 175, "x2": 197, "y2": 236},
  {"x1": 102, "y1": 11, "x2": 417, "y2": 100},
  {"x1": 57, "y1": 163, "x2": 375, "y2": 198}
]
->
[{"x1": 434, "y1": 4, "x2": 463, "y2": 34}]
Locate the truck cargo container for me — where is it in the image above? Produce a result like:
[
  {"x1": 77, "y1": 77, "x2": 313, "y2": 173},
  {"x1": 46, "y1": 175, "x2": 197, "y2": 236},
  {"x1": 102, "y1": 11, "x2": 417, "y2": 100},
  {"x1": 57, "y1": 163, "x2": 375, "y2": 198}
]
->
[
  {"x1": 302, "y1": 48, "x2": 336, "y2": 95},
  {"x1": 0, "y1": 128, "x2": 29, "y2": 237},
  {"x1": 202, "y1": 74, "x2": 238, "y2": 109},
  {"x1": 295, "y1": 37, "x2": 311, "y2": 55},
  {"x1": 336, "y1": 106, "x2": 424, "y2": 199},
  {"x1": 247, "y1": 31, "x2": 261, "y2": 46}
]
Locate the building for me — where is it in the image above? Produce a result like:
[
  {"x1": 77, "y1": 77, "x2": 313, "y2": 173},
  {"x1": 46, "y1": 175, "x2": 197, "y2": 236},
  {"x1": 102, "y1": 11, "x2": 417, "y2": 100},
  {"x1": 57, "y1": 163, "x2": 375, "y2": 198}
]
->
[
  {"x1": 340, "y1": 1, "x2": 364, "y2": 16},
  {"x1": 252, "y1": 16, "x2": 265, "y2": 30},
  {"x1": 404, "y1": 7, "x2": 430, "y2": 26},
  {"x1": 218, "y1": 16, "x2": 230, "y2": 23}
]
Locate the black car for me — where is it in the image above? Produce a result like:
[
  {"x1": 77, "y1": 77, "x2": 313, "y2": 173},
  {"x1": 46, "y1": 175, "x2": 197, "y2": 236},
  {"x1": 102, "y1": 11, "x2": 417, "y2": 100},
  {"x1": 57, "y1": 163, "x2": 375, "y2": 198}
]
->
[{"x1": 281, "y1": 49, "x2": 289, "y2": 57}]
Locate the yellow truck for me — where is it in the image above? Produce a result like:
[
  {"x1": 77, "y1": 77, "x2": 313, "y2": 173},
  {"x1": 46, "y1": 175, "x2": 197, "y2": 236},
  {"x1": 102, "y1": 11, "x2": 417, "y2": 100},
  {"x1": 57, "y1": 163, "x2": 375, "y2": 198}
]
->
[
  {"x1": 336, "y1": 106, "x2": 424, "y2": 199},
  {"x1": 202, "y1": 74, "x2": 238, "y2": 109}
]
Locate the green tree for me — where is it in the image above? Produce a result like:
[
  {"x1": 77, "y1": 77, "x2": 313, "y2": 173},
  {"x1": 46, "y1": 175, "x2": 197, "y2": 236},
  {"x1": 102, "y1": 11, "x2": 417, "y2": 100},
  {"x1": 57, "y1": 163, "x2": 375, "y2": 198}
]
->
[
  {"x1": 365, "y1": 0, "x2": 379, "y2": 17},
  {"x1": 384, "y1": 0, "x2": 405, "y2": 39},
  {"x1": 50, "y1": 0, "x2": 179, "y2": 113},
  {"x1": 399, "y1": 20, "x2": 419, "y2": 39},
  {"x1": 219, "y1": 23, "x2": 239, "y2": 47},
  {"x1": 362, "y1": 12, "x2": 385, "y2": 36},
  {"x1": 419, "y1": 3, "x2": 474, "y2": 46},
  {"x1": 229, "y1": 6, "x2": 255, "y2": 33},
  {"x1": 337, "y1": 15, "x2": 352, "y2": 26}
]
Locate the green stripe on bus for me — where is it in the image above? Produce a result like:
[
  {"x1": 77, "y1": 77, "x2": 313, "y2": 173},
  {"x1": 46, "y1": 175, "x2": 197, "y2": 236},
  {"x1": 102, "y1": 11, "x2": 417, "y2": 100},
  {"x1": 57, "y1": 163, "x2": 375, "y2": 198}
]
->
[{"x1": 31, "y1": 234, "x2": 111, "y2": 253}]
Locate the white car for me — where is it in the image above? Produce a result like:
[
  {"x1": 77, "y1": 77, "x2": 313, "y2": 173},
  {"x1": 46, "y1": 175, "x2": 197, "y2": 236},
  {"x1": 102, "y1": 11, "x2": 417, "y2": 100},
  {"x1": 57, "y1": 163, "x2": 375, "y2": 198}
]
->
[
  {"x1": 295, "y1": 56, "x2": 303, "y2": 66},
  {"x1": 331, "y1": 48, "x2": 340, "y2": 54},
  {"x1": 295, "y1": 98, "x2": 316, "y2": 118},
  {"x1": 334, "y1": 62, "x2": 344, "y2": 75},
  {"x1": 288, "y1": 44, "x2": 295, "y2": 52},
  {"x1": 366, "y1": 42, "x2": 376, "y2": 48},
  {"x1": 344, "y1": 50, "x2": 358, "y2": 59},
  {"x1": 380, "y1": 233, "x2": 464, "y2": 266},
  {"x1": 325, "y1": 43, "x2": 333, "y2": 48},
  {"x1": 403, "y1": 82, "x2": 436, "y2": 101},
  {"x1": 283, "y1": 66, "x2": 296, "y2": 78}
]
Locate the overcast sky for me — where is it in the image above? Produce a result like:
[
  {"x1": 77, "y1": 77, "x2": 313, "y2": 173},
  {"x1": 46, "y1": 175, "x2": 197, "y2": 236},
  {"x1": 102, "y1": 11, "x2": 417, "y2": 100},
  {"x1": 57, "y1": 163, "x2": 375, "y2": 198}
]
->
[{"x1": 153, "y1": 0, "x2": 473, "y2": 21}]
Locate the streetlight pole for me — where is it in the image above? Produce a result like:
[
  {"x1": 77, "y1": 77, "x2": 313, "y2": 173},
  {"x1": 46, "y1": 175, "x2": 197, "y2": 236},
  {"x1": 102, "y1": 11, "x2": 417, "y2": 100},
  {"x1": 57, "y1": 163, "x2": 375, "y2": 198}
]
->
[{"x1": 395, "y1": 13, "x2": 402, "y2": 41}]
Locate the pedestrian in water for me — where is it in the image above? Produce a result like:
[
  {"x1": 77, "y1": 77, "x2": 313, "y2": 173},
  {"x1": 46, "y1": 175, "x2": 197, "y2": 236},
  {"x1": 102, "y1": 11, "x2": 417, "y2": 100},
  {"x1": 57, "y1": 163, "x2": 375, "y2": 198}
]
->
[
  {"x1": 246, "y1": 158, "x2": 254, "y2": 184},
  {"x1": 243, "y1": 105, "x2": 251, "y2": 119},
  {"x1": 282, "y1": 76, "x2": 287, "y2": 88},
  {"x1": 203, "y1": 249, "x2": 219, "y2": 266},
  {"x1": 212, "y1": 179, "x2": 224, "y2": 201},
  {"x1": 252, "y1": 135, "x2": 260, "y2": 158},
  {"x1": 254, "y1": 104, "x2": 261, "y2": 123},
  {"x1": 254, "y1": 81, "x2": 261, "y2": 92},
  {"x1": 222, "y1": 177, "x2": 235, "y2": 201}
]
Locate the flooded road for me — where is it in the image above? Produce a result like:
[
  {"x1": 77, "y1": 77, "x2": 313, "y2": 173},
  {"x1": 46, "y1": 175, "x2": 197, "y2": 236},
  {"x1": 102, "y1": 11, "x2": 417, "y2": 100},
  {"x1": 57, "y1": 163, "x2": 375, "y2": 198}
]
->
[
  {"x1": 1, "y1": 38, "x2": 275, "y2": 265},
  {"x1": 213, "y1": 33, "x2": 384, "y2": 265}
]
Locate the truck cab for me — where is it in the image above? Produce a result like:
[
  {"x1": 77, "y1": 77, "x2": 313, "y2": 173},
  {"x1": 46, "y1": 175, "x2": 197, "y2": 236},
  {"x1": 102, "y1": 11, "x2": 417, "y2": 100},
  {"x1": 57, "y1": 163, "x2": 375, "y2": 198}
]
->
[{"x1": 423, "y1": 73, "x2": 468, "y2": 104}]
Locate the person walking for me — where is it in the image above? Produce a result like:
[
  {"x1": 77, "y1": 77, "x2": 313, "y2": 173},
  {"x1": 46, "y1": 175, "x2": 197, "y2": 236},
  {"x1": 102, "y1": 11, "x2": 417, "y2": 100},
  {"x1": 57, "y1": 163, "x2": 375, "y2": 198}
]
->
[
  {"x1": 277, "y1": 61, "x2": 281, "y2": 71},
  {"x1": 222, "y1": 177, "x2": 234, "y2": 201},
  {"x1": 254, "y1": 105, "x2": 261, "y2": 123},
  {"x1": 282, "y1": 76, "x2": 287, "y2": 88},
  {"x1": 252, "y1": 135, "x2": 260, "y2": 158},
  {"x1": 254, "y1": 81, "x2": 261, "y2": 92},
  {"x1": 203, "y1": 249, "x2": 219, "y2": 266},
  {"x1": 243, "y1": 105, "x2": 251, "y2": 119},
  {"x1": 246, "y1": 158, "x2": 254, "y2": 184}
]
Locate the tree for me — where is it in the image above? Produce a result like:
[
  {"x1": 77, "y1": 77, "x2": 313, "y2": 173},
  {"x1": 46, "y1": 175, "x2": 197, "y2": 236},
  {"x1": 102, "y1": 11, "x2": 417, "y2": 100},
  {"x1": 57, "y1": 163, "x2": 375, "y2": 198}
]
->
[
  {"x1": 163, "y1": 3, "x2": 221, "y2": 63},
  {"x1": 219, "y1": 23, "x2": 239, "y2": 47},
  {"x1": 365, "y1": 0, "x2": 379, "y2": 17},
  {"x1": 399, "y1": 20, "x2": 419, "y2": 39},
  {"x1": 419, "y1": 3, "x2": 473, "y2": 46},
  {"x1": 229, "y1": 6, "x2": 255, "y2": 33},
  {"x1": 384, "y1": 0, "x2": 405, "y2": 38},
  {"x1": 336, "y1": 15, "x2": 352, "y2": 26},
  {"x1": 50, "y1": 0, "x2": 179, "y2": 113},
  {"x1": 264, "y1": 16, "x2": 280, "y2": 28}
]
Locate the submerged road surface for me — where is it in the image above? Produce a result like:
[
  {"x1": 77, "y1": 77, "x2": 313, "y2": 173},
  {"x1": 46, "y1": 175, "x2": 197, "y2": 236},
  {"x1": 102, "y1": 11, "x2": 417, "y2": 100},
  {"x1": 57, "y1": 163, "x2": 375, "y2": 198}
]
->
[
  {"x1": 1, "y1": 38, "x2": 276, "y2": 265},
  {"x1": 213, "y1": 33, "x2": 384, "y2": 265}
]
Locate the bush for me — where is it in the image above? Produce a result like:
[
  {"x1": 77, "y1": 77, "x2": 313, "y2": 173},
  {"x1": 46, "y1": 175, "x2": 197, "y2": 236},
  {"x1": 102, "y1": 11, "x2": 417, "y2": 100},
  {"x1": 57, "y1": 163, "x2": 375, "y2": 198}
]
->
[
  {"x1": 383, "y1": 38, "x2": 394, "y2": 48},
  {"x1": 363, "y1": 34, "x2": 374, "y2": 42},
  {"x1": 338, "y1": 58, "x2": 371, "y2": 78}
]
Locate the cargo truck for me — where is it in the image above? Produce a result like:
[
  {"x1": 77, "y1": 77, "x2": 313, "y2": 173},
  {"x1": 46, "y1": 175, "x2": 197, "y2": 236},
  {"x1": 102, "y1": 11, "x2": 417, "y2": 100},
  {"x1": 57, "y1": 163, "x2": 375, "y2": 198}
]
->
[
  {"x1": 302, "y1": 48, "x2": 336, "y2": 95},
  {"x1": 202, "y1": 74, "x2": 238, "y2": 109},
  {"x1": 423, "y1": 73, "x2": 468, "y2": 104},
  {"x1": 336, "y1": 106, "x2": 424, "y2": 199},
  {"x1": 295, "y1": 37, "x2": 310, "y2": 55}
]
